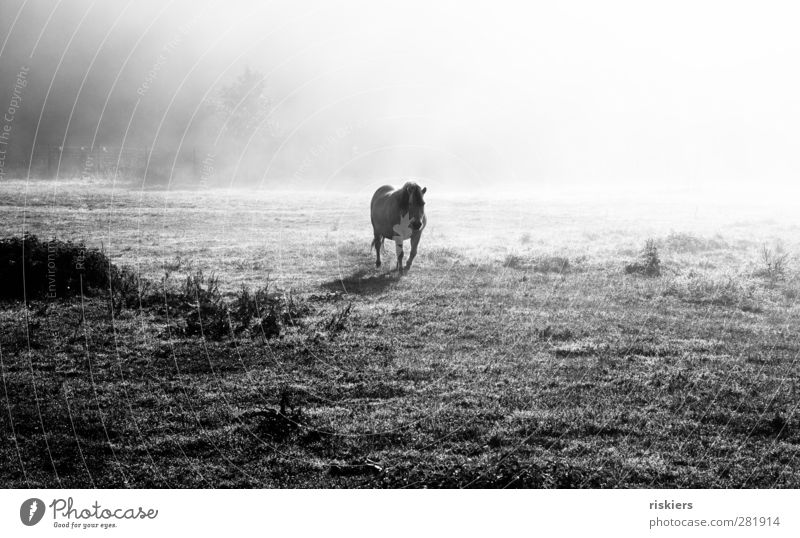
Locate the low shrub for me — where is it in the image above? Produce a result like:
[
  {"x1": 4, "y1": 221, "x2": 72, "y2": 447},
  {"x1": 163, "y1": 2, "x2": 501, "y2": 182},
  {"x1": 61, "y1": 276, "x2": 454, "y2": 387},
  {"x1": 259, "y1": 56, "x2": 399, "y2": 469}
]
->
[{"x1": 624, "y1": 239, "x2": 661, "y2": 277}]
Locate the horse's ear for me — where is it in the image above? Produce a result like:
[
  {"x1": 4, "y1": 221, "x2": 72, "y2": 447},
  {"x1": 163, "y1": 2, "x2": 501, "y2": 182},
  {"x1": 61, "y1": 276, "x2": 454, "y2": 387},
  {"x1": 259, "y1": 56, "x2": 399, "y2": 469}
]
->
[{"x1": 421, "y1": 187, "x2": 427, "y2": 195}]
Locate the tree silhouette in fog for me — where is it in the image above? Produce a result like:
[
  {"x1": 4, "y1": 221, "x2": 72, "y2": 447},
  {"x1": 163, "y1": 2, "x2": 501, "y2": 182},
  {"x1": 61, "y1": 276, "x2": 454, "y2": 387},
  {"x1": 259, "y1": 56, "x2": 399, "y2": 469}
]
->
[{"x1": 211, "y1": 67, "x2": 277, "y2": 144}]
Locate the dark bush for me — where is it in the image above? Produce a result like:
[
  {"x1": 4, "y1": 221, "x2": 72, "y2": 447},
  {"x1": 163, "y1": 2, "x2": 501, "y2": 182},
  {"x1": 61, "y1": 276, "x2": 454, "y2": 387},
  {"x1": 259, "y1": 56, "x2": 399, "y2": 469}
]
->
[{"x1": 0, "y1": 234, "x2": 124, "y2": 301}]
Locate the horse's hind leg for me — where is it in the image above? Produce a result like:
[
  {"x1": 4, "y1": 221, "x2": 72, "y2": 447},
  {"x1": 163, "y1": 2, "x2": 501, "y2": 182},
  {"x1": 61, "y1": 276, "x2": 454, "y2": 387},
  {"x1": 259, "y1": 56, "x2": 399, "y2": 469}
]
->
[{"x1": 373, "y1": 234, "x2": 383, "y2": 268}]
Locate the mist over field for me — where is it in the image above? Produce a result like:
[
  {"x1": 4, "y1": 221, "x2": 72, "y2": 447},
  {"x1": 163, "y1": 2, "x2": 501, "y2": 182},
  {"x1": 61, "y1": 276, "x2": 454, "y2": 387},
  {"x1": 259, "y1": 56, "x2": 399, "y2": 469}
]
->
[{"x1": 2, "y1": 0, "x2": 800, "y2": 193}]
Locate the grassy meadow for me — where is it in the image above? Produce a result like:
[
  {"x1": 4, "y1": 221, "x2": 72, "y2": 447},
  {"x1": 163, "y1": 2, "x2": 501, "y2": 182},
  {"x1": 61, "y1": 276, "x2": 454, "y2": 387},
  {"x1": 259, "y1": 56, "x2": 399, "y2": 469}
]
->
[{"x1": 1, "y1": 179, "x2": 799, "y2": 488}]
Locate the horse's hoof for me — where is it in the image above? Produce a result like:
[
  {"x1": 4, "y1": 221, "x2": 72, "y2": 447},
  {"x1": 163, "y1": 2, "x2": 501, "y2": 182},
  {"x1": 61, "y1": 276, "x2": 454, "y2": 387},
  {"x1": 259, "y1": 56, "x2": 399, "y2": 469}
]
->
[{"x1": 376, "y1": 261, "x2": 381, "y2": 268}]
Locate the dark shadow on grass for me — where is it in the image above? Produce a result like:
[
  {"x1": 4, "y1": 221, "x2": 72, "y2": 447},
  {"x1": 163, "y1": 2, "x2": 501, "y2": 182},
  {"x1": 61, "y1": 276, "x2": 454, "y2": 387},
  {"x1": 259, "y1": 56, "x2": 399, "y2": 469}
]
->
[{"x1": 321, "y1": 267, "x2": 397, "y2": 295}]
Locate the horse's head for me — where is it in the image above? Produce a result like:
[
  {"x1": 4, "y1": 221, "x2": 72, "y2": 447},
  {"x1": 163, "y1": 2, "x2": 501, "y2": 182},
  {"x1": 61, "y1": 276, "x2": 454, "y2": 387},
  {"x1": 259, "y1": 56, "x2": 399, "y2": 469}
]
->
[{"x1": 402, "y1": 182, "x2": 427, "y2": 231}]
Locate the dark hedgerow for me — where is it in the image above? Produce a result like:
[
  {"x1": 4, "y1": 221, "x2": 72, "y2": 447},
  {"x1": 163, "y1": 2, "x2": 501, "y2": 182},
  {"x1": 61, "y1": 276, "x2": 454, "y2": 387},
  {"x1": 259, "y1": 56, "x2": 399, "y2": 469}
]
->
[{"x1": 0, "y1": 234, "x2": 123, "y2": 301}]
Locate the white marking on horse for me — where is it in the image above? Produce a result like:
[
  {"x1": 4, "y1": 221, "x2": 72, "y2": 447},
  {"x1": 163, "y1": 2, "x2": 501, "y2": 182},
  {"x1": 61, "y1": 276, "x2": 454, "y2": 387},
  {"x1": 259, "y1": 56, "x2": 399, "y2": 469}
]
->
[{"x1": 392, "y1": 213, "x2": 413, "y2": 242}]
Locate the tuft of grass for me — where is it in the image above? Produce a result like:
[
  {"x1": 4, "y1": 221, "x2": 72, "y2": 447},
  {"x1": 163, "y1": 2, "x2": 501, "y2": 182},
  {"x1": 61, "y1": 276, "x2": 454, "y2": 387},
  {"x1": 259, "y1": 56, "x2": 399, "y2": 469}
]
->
[
  {"x1": 230, "y1": 283, "x2": 280, "y2": 333},
  {"x1": 754, "y1": 244, "x2": 789, "y2": 281},
  {"x1": 319, "y1": 302, "x2": 353, "y2": 335},
  {"x1": 110, "y1": 267, "x2": 152, "y2": 314},
  {"x1": 625, "y1": 239, "x2": 661, "y2": 277},
  {"x1": 182, "y1": 271, "x2": 228, "y2": 339},
  {"x1": 181, "y1": 270, "x2": 222, "y2": 307}
]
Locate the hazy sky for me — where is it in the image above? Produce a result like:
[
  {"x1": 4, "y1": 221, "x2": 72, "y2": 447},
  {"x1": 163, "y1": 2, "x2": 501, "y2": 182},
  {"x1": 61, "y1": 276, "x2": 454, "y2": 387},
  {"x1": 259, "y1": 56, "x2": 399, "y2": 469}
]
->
[{"x1": 1, "y1": 0, "x2": 799, "y2": 189}]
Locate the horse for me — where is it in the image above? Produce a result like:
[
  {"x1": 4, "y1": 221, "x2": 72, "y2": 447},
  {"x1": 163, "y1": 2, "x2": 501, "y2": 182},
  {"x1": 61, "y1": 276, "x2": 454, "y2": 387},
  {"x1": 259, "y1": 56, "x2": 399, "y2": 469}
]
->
[{"x1": 370, "y1": 182, "x2": 427, "y2": 275}]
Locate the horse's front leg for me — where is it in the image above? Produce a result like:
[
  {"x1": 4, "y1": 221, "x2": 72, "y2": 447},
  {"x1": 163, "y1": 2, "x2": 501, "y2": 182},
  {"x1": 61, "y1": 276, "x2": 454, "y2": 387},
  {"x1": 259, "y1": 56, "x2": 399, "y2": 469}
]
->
[
  {"x1": 395, "y1": 240, "x2": 404, "y2": 275},
  {"x1": 405, "y1": 230, "x2": 422, "y2": 271}
]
